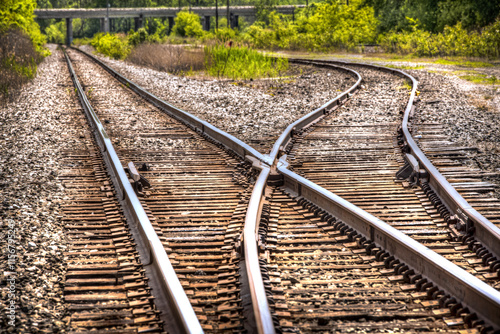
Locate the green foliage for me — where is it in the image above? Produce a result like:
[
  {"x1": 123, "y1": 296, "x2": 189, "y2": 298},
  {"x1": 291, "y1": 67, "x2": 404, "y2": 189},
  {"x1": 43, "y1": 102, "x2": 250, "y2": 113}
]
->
[
  {"x1": 244, "y1": 13, "x2": 298, "y2": 49},
  {"x1": 213, "y1": 26, "x2": 237, "y2": 41},
  {"x1": 453, "y1": 70, "x2": 498, "y2": 85},
  {"x1": 3, "y1": 55, "x2": 37, "y2": 79},
  {"x1": 44, "y1": 19, "x2": 65, "y2": 43},
  {"x1": 1, "y1": 0, "x2": 49, "y2": 56},
  {"x1": 364, "y1": 0, "x2": 500, "y2": 33},
  {"x1": 128, "y1": 22, "x2": 165, "y2": 46},
  {"x1": 204, "y1": 43, "x2": 288, "y2": 79},
  {"x1": 172, "y1": 11, "x2": 204, "y2": 38},
  {"x1": 433, "y1": 59, "x2": 494, "y2": 68},
  {"x1": 254, "y1": 0, "x2": 278, "y2": 25},
  {"x1": 128, "y1": 28, "x2": 149, "y2": 46},
  {"x1": 90, "y1": 33, "x2": 131, "y2": 59},
  {"x1": 379, "y1": 19, "x2": 500, "y2": 58},
  {"x1": 244, "y1": 1, "x2": 378, "y2": 51}
]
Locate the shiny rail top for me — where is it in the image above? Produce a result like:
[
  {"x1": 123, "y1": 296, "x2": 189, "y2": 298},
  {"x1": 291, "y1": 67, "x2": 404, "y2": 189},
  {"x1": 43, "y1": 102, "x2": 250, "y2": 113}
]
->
[{"x1": 266, "y1": 59, "x2": 362, "y2": 166}]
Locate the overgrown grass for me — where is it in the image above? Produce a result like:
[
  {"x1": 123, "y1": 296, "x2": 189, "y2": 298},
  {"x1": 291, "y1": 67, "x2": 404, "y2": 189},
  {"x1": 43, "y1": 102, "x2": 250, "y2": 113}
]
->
[
  {"x1": 0, "y1": 29, "x2": 43, "y2": 100},
  {"x1": 379, "y1": 20, "x2": 500, "y2": 58},
  {"x1": 204, "y1": 43, "x2": 288, "y2": 79},
  {"x1": 434, "y1": 59, "x2": 494, "y2": 68},
  {"x1": 386, "y1": 64, "x2": 425, "y2": 70},
  {"x1": 128, "y1": 44, "x2": 204, "y2": 74},
  {"x1": 453, "y1": 70, "x2": 498, "y2": 85}
]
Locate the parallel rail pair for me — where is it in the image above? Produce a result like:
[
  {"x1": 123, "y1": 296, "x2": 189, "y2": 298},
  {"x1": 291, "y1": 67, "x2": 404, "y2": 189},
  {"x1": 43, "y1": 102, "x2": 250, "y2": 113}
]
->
[{"x1": 64, "y1": 47, "x2": 500, "y2": 332}]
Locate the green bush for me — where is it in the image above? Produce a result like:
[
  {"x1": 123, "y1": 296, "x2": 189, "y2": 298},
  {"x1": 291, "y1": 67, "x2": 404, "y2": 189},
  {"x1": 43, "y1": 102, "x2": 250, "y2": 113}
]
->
[
  {"x1": 214, "y1": 26, "x2": 237, "y2": 42},
  {"x1": 128, "y1": 28, "x2": 149, "y2": 46},
  {"x1": 172, "y1": 11, "x2": 204, "y2": 38},
  {"x1": 90, "y1": 33, "x2": 130, "y2": 60},
  {"x1": 379, "y1": 19, "x2": 500, "y2": 58},
  {"x1": 243, "y1": 0, "x2": 378, "y2": 51},
  {"x1": 1, "y1": 0, "x2": 49, "y2": 99},
  {"x1": 0, "y1": 0, "x2": 49, "y2": 56},
  {"x1": 44, "y1": 20, "x2": 65, "y2": 44},
  {"x1": 204, "y1": 43, "x2": 288, "y2": 79}
]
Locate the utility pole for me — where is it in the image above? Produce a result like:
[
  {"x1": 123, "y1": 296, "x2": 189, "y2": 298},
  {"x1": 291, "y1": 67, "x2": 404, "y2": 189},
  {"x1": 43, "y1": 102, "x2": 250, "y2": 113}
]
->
[
  {"x1": 215, "y1": 0, "x2": 218, "y2": 31},
  {"x1": 226, "y1": 0, "x2": 229, "y2": 27},
  {"x1": 106, "y1": 0, "x2": 110, "y2": 33}
]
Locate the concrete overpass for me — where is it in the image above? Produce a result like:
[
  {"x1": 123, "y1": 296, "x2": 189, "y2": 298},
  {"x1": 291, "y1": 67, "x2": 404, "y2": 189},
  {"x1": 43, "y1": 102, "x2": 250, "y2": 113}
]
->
[{"x1": 34, "y1": 5, "x2": 304, "y2": 44}]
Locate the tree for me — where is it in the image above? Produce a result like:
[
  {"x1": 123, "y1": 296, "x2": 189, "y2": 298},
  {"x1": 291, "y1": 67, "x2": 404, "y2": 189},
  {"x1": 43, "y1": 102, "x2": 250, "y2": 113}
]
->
[{"x1": 172, "y1": 11, "x2": 204, "y2": 37}]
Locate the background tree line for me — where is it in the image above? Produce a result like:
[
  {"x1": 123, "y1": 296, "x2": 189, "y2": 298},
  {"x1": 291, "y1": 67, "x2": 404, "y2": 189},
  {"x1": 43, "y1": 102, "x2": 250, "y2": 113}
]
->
[{"x1": 36, "y1": 0, "x2": 500, "y2": 32}]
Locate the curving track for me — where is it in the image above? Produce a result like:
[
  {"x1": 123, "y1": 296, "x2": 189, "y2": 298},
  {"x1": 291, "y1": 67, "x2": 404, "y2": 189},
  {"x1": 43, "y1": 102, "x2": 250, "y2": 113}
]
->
[
  {"x1": 59, "y1": 46, "x2": 500, "y2": 333},
  {"x1": 285, "y1": 63, "x2": 500, "y2": 290},
  {"x1": 412, "y1": 123, "x2": 500, "y2": 226},
  {"x1": 66, "y1": 47, "x2": 263, "y2": 332}
]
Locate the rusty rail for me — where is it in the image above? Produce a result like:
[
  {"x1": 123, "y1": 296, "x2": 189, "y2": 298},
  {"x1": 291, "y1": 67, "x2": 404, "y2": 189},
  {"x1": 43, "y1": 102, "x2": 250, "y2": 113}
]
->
[
  {"x1": 294, "y1": 58, "x2": 500, "y2": 262},
  {"x1": 276, "y1": 156, "x2": 500, "y2": 330},
  {"x1": 265, "y1": 60, "x2": 362, "y2": 166},
  {"x1": 63, "y1": 47, "x2": 203, "y2": 334}
]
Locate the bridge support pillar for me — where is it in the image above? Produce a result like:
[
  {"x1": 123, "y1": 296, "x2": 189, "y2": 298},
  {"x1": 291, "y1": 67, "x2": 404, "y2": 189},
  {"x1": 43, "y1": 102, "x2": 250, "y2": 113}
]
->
[
  {"x1": 168, "y1": 16, "x2": 175, "y2": 34},
  {"x1": 134, "y1": 14, "x2": 144, "y2": 30},
  {"x1": 100, "y1": 17, "x2": 110, "y2": 33},
  {"x1": 230, "y1": 14, "x2": 238, "y2": 29},
  {"x1": 65, "y1": 18, "x2": 73, "y2": 45},
  {"x1": 203, "y1": 16, "x2": 210, "y2": 31}
]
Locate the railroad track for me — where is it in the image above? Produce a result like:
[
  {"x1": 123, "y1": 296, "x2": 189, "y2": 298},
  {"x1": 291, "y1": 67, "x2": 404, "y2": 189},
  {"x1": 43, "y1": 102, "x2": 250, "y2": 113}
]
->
[
  {"x1": 261, "y1": 187, "x2": 472, "y2": 332},
  {"x1": 58, "y1": 69, "x2": 164, "y2": 332},
  {"x1": 60, "y1": 46, "x2": 500, "y2": 333},
  {"x1": 65, "y1": 47, "x2": 264, "y2": 332},
  {"x1": 283, "y1": 63, "x2": 500, "y2": 289},
  {"x1": 412, "y1": 122, "x2": 500, "y2": 226}
]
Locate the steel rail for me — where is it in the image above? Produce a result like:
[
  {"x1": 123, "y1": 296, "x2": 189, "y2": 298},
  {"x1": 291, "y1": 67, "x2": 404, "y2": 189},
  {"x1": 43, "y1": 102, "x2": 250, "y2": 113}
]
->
[
  {"x1": 67, "y1": 47, "x2": 500, "y2": 331},
  {"x1": 293, "y1": 58, "x2": 500, "y2": 261},
  {"x1": 71, "y1": 46, "x2": 266, "y2": 164},
  {"x1": 242, "y1": 164, "x2": 276, "y2": 334},
  {"x1": 265, "y1": 60, "x2": 361, "y2": 166},
  {"x1": 62, "y1": 48, "x2": 203, "y2": 334},
  {"x1": 69, "y1": 46, "x2": 277, "y2": 332},
  {"x1": 276, "y1": 157, "x2": 500, "y2": 330},
  {"x1": 269, "y1": 57, "x2": 500, "y2": 330}
]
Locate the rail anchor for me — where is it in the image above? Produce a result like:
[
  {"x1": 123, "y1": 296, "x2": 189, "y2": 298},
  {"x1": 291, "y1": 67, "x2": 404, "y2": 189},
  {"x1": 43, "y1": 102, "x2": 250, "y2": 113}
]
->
[
  {"x1": 396, "y1": 153, "x2": 426, "y2": 185},
  {"x1": 125, "y1": 161, "x2": 151, "y2": 197}
]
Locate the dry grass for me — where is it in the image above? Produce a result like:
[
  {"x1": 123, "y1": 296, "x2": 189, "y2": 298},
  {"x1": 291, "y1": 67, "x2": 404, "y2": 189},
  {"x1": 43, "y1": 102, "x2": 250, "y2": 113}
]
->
[
  {"x1": 0, "y1": 29, "x2": 42, "y2": 102},
  {"x1": 127, "y1": 43, "x2": 205, "y2": 74}
]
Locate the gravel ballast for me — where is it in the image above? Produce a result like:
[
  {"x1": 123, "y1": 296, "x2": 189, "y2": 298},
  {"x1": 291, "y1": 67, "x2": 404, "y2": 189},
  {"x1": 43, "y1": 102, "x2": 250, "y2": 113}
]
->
[{"x1": 0, "y1": 45, "x2": 77, "y2": 332}]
